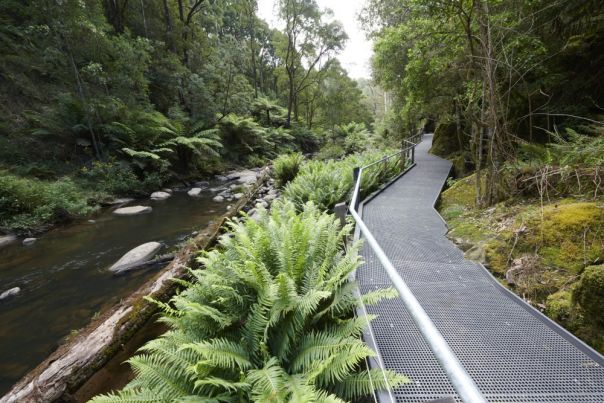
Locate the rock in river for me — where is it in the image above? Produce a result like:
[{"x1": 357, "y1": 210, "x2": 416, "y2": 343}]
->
[
  {"x1": 188, "y1": 187, "x2": 202, "y2": 197},
  {"x1": 213, "y1": 195, "x2": 224, "y2": 202},
  {"x1": 22, "y1": 238, "x2": 37, "y2": 246},
  {"x1": 113, "y1": 206, "x2": 152, "y2": 216},
  {"x1": 0, "y1": 287, "x2": 20, "y2": 301},
  {"x1": 109, "y1": 242, "x2": 162, "y2": 274},
  {"x1": 0, "y1": 235, "x2": 17, "y2": 249},
  {"x1": 150, "y1": 191, "x2": 171, "y2": 200}
]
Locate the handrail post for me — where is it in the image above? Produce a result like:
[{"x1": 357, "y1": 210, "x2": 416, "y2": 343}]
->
[
  {"x1": 352, "y1": 167, "x2": 361, "y2": 211},
  {"x1": 411, "y1": 145, "x2": 415, "y2": 165}
]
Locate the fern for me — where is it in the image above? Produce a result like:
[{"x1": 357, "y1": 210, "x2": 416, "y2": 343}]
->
[{"x1": 92, "y1": 201, "x2": 406, "y2": 402}]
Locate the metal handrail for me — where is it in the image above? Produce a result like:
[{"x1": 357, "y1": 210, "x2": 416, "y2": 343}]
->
[{"x1": 349, "y1": 136, "x2": 487, "y2": 403}]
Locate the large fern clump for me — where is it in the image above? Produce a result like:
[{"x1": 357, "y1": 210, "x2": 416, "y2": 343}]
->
[
  {"x1": 91, "y1": 201, "x2": 407, "y2": 402},
  {"x1": 283, "y1": 149, "x2": 407, "y2": 211},
  {"x1": 273, "y1": 152, "x2": 305, "y2": 188}
]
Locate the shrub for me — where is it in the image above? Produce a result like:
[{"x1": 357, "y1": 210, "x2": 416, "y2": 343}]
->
[
  {"x1": 79, "y1": 160, "x2": 166, "y2": 196},
  {"x1": 273, "y1": 152, "x2": 304, "y2": 187},
  {"x1": 90, "y1": 201, "x2": 407, "y2": 402},
  {"x1": 317, "y1": 143, "x2": 346, "y2": 160},
  {"x1": 0, "y1": 172, "x2": 95, "y2": 233}
]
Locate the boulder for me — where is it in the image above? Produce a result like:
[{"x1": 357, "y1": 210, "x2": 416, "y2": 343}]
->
[
  {"x1": 187, "y1": 187, "x2": 202, "y2": 197},
  {"x1": 215, "y1": 175, "x2": 228, "y2": 182},
  {"x1": 0, "y1": 287, "x2": 20, "y2": 301},
  {"x1": 162, "y1": 188, "x2": 173, "y2": 194},
  {"x1": 213, "y1": 195, "x2": 225, "y2": 203},
  {"x1": 150, "y1": 191, "x2": 171, "y2": 200},
  {"x1": 233, "y1": 193, "x2": 244, "y2": 200},
  {"x1": 194, "y1": 180, "x2": 210, "y2": 187},
  {"x1": 0, "y1": 235, "x2": 17, "y2": 249},
  {"x1": 109, "y1": 242, "x2": 162, "y2": 274},
  {"x1": 113, "y1": 206, "x2": 152, "y2": 216},
  {"x1": 22, "y1": 238, "x2": 37, "y2": 246}
]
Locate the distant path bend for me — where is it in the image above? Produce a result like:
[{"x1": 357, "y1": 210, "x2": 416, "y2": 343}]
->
[{"x1": 358, "y1": 133, "x2": 604, "y2": 402}]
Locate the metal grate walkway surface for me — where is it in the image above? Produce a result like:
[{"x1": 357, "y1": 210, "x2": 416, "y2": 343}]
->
[{"x1": 357, "y1": 134, "x2": 604, "y2": 402}]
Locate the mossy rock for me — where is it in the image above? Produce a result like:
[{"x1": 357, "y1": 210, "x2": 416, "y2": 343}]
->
[
  {"x1": 545, "y1": 290, "x2": 574, "y2": 325},
  {"x1": 430, "y1": 121, "x2": 461, "y2": 158},
  {"x1": 440, "y1": 174, "x2": 478, "y2": 214},
  {"x1": 526, "y1": 202, "x2": 604, "y2": 272},
  {"x1": 450, "y1": 151, "x2": 474, "y2": 178},
  {"x1": 573, "y1": 264, "x2": 604, "y2": 326}
]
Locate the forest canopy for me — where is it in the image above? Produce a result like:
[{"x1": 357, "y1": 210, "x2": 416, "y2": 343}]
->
[{"x1": 0, "y1": 0, "x2": 376, "y2": 233}]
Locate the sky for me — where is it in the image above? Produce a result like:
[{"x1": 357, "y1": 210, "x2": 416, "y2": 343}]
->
[{"x1": 257, "y1": 0, "x2": 373, "y2": 79}]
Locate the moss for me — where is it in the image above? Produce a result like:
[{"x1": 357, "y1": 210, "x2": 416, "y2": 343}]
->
[
  {"x1": 525, "y1": 202, "x2": 604, "y2": 272},
  {"x1": 545, "y1": 290, "x2": 574, "y2": 325},
  {"x1": 573, "y1": 264, "x2": 604, "y2": 326},
  {"x1": 430, "y1": 121, "x2": 461, "y2": 157},
  {"x1": 440, "y1": 174, "x2": 478, "y2": 214}
]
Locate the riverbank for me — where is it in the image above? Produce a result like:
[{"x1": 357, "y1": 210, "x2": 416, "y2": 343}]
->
[{"x1": 0, "y1": 167, "x2": 275, "y2": 402}]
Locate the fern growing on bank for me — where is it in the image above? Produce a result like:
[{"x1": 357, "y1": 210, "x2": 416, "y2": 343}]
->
[
  {"x1": 273, "y1": 152, "x2": 304, "y2": 187},
  {"x1": 283, "y1": 150, "x2": 407, "y2": 211},
  {"x1": 91, "y1": 201, "x2": 407, "y2": 402}
]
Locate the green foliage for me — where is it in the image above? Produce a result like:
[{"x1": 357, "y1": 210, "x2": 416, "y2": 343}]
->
[
  {"x1": 212, "y1": 114, "x2": 291, "y2": 163},
  {"x1": 79, "y1": 160, "x2": 165, "y2": 197},
  {"x1": 273, "y1": 153, "x2": 304, "y2": 188},
  {"x1": 90, "y1": 201, "x2": 407, "y2": 402},
  {"x1": 573, "y1": 264, "x2": 604, "y2": 326},
  {"x1": 284, "y1": 150, "x2": 406, "y2": 211},
  {"x1": 317, "y1": 144, "x2": 346, "y2": 161},
  {"x1": 0, "y1": 172, "x2": 95, "y2": 234}
]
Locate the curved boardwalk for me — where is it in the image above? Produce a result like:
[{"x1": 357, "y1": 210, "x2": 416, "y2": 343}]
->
[{"x1": 358, "y1": 134, "x2": 604, "y2": 402}]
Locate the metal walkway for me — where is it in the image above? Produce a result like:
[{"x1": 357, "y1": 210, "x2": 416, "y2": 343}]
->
[{"x1": 357, "y1": 134, "x2": 604, "y2": 402}]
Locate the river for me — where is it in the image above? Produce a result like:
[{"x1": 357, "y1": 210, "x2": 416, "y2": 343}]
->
[{"x1": 0, "y1": 188, "x2": 229, "y2": 395}]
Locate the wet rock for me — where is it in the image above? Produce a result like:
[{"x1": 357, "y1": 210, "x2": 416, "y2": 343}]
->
[
  {"x1": 194, "y1": 180, "x2": 209, "y2": 187},
  {"x1": 0, "y1": 235, "x2": 17, "y2": 249},
  {"x1": 209, "y1": 186, "x2": 226, "y2": 193},
  {"x1": 0, "y1": 287, "x2": 20, "y2": 301},
  {"x1": 256, "y1": 200, "x2": 269, "y2": 209},
  {"x1": 22, "y1": 238, "x2": 37, "y2": 246},
  {"x1": 233, "y1": 193, "x2": 244, "y2": 200},
  {"x1": 150, "y1": 191, "x2": 171, "y2": 200},
  {"x1": 264, "y1": 193, "x2": 277, "y2": 202},
  {"x1": 113, "y1": 206, "x2": 152, "y2": 216},
  {"x1": 215, "y1": 175, "x2": 228, "y2": 182},
  {"x1": 88, "y1": 219, "x2": 96, "y2": 224},
  {"x1": 191, "y1": 231, "x2": 199, "y2": 236},
  {"x1": 162, "y1": 188, "x2": 173, "y2": 194},
  {"x1": 187, "y1": 187, "x2": 202, "y2": 197},
  {"x1": 213, "y1": 195, "x2": 224, "y2": 202},
  {"x1": 109, "y1": 242, "x2": 162, "y2": 274}
]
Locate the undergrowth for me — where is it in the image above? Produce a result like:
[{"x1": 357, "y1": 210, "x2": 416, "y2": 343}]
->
[{"x1": 90, "y1": 201, "x2": 408, "y2": 402}]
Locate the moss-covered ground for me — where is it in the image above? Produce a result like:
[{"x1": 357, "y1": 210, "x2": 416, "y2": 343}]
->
[{"x1": 439, "y1": 174, "x2": 604, "y2": 353}]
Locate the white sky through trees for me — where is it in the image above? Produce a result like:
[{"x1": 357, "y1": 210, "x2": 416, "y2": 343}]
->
[{"x1": 257, "y1": 0, "x2": 373, "y2": 79}]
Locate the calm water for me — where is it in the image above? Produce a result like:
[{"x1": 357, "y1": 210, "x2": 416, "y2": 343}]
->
[{"x1": 0, "y1": 189, "x2": 229, "y2": 395}]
